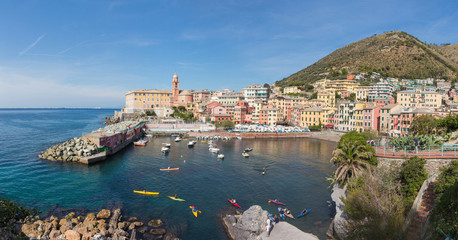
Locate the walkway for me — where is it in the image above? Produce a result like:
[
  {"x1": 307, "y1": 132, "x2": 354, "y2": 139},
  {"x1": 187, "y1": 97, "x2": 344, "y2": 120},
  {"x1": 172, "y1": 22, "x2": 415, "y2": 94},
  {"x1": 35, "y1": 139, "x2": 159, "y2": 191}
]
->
[
  {"x1": 406, "y1": 183, "x2": 436, "y2": 240},
  {"x1": 375, "y1": 146, "x2": 458, "y2": 159}
]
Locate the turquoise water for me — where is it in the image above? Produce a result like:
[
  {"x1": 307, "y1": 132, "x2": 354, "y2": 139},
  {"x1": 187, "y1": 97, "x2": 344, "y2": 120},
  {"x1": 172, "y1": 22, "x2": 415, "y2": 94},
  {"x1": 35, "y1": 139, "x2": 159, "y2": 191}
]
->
[{"x1": 0, "y1": 109, "x2": 337, "y2": 239}]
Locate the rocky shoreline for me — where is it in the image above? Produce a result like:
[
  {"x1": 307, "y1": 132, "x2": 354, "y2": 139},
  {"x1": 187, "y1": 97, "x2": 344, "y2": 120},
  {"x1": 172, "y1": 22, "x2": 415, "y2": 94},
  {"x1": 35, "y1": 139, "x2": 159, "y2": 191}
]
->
[
  {"x1": 38, "y1": 137, "x2": 99, "y2": 162},
  {"x1": 222, "y1": 205, "x2": 319, "y2": 240},
  {"x1": 18, "y1": 208, "x2": 180, "y2": 240}
]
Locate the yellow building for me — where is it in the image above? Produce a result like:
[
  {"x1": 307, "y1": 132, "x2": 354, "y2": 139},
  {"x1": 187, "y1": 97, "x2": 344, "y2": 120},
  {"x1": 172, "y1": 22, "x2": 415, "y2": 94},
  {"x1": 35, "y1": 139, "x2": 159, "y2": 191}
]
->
[
  {"x1": 325, "y1": 79, "x2": 360, "y2": 94},
  {"x1": 317, "y1": 90, "x2": 336, "y2": 107},
  {"x1": 397, "y1": 90, "x2": 442, "y2": 108},
  {"x1": 299, "y1": 107, "x2": 334, "y2": 128},
  {"x1": 124, "y1": 89, "x2": 172, "y2": 112}
]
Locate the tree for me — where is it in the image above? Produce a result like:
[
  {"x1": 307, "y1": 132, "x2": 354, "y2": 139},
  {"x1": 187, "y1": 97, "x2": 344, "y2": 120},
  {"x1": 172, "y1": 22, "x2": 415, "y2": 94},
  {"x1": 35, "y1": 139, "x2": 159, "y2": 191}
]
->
[
  {"x1": 177, "y1": 106, "x2": 186, "y2": 113},
  {"x1": 343, "y1": 169, "x2": 406, "y2": 239},
  {"x1": 346, "y1": 93, "x2": 356, "y2": 102},
  {"x1": 338, "y1": 131, "x2": 378, "y2": 165},
  {"x1": 263, "y1": 83, "x2": 270, "y2": 89},
  {"x1": 410, "y1": 115, "x2": 440, "y2": 135},
  {"x1": 310, "y1": 92, "x2": 317, "y2": 99},
  {"x1": 399, "y1": 156, "x2": 428, "y2": 211},
  {"x1": 330, "y1": 141, "x2": 373, "y2": 184},
  {"x1": 222, "y1": 120, "x2": 234, "y2": 129}
]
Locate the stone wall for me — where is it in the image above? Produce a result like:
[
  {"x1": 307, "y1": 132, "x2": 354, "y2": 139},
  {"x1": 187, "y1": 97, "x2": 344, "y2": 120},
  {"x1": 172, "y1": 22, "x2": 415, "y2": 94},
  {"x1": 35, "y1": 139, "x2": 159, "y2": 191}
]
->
[{"x1": 377, "y1": 157, "x2": 454, "y2": 175}]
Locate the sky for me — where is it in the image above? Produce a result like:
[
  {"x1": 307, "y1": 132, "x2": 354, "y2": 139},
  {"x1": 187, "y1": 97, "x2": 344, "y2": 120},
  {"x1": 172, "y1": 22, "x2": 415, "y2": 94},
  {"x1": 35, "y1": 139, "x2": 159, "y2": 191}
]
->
[{"x1": 0, "y1": 0, "x2": 457, "y2": 108}]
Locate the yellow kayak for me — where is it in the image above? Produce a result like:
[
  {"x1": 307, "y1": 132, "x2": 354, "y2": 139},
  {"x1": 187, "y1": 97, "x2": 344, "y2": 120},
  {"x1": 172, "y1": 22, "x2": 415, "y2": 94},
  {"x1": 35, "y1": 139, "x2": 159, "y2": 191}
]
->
[
  {"x1": 190, "y1": 206, "x2": 201, "y2": 217},
  {"x1": 133, "y1": 190, "x2": 159, "y2": 195}
]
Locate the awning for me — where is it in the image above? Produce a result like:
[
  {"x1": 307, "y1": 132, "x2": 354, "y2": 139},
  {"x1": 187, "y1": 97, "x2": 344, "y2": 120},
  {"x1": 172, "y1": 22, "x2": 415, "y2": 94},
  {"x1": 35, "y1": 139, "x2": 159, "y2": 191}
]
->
[{"x1": 325, "y1": 124, "x2": 334, "y2": 127}]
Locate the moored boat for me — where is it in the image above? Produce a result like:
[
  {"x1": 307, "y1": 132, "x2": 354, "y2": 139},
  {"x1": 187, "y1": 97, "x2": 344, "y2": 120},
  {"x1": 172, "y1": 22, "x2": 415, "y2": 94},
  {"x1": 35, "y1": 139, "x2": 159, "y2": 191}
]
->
[
  {"x1": 244, "y1": 148, "x2": 253, "y2": 152},
  {"x1": 242, "y1": 152, "x2": 249, "y2": 157},
  {"x1": 161, "y1": 147, "x2": 170, "y2": 153},
  {"x1": 134, "y1": 139, "x2": 147, "y2": 146},
  {"x1": 217, "y1": 154, "x2": 224, "y2": 159}
]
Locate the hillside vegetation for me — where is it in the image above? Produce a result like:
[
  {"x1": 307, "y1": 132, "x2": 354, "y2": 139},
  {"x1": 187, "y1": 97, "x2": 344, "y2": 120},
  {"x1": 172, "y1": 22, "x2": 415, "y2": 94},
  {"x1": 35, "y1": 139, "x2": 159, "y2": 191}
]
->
[{"x1": 276, "y1": 31, "x2": 458, "y2": 86}]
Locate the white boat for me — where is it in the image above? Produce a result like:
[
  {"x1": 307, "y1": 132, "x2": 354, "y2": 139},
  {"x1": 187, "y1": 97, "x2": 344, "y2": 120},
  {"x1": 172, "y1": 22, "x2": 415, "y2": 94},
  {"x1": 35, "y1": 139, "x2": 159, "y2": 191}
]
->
[
  {"x1": 237, "y1": 137, "x2": 243, "y2": 140},
  {"x1": 217, "y1": 154, "x2": 224, "y2": 159},
  {"x1": 145, "y1": 134, "x2": 153, "y2": 138},
  {"x1": 161, "y1": 147, "x2": 170, "y2": 153},
  {"x1": 187, "y1": 141, "x2": 195, "y2": 147},
  {"x1": 174, "y1": 137, "x2": 181, "y2": 142},
  {"x1": 210, "y1": 148, "x2": 220, "y2": 153},
  {"x1": 242, "y1": 152, "x2": 249, "y2": 157},
  {"x1": 163, "y1": 143, "x2": 171, "y2": 148}
]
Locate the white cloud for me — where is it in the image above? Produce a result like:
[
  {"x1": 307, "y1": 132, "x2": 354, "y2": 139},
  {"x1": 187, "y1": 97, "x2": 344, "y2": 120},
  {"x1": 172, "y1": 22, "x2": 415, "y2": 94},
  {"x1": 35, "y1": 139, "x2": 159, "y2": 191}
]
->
[{"x1": 19, "y1": 34, "x2": 46, "y2": 56}]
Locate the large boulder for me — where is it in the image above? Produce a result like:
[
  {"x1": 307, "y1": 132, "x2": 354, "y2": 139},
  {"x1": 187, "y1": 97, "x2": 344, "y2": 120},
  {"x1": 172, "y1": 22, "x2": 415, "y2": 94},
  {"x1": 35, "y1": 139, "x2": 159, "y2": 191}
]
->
[
  {"x1": 96, "y1": 209, "x2": 111, "y2": 219},
  {"x1": 21, "y1": 223, "x2": 40, "y2": 238},
  {"x1": 90, "y1": 233, "x2": 107, "y2": 240},
  {"x1": 147, "y1": 219, "x2": 162, "y2": 227},
  {"x1": 222, "y1": 205, "x2": 266, "y2": 240},
  {"x1": 108, "y1": 208, "x2": 122, "y2": 230},
  {"x1": 64, "y1": 230, "x2": 81, "y2": 240}
]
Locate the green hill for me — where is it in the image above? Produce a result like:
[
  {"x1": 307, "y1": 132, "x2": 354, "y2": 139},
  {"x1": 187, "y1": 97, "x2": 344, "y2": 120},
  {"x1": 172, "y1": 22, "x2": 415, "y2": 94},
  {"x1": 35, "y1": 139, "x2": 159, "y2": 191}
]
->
[{"x1": 275, "y1": 31, "x2": 458, "y2": 87}]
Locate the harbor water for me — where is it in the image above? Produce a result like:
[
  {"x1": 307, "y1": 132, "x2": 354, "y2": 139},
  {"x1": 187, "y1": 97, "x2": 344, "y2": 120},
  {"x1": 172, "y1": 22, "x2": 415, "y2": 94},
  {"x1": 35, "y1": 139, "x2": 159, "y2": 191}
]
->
[{"x1": 0, "y1": 109, "x2": 337, "y2": 239}]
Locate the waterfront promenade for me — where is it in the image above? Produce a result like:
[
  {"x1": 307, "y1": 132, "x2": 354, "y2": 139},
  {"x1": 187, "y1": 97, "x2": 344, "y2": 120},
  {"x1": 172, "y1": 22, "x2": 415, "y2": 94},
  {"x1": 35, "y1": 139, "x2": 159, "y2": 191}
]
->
[{"x1": 375, "y1": 145, "x2": 458, "y2": 159}]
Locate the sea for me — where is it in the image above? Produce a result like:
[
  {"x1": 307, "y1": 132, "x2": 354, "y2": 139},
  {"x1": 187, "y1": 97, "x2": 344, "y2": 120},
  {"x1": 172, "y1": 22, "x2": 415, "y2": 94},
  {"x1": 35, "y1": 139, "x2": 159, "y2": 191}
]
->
[{"x1": 0, "y1": 108, "x2": 337, "y2": 239}]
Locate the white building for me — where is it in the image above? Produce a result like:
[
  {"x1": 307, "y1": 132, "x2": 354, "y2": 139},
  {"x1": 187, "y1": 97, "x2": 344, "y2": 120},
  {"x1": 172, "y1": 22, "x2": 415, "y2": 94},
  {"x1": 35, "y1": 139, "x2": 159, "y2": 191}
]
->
[
  {"x1": 368, "y1": 80, "x2": 393, "y2": 101},
  {"x1": 242, "y1": 85, "x2": 270, "y2": 107}
]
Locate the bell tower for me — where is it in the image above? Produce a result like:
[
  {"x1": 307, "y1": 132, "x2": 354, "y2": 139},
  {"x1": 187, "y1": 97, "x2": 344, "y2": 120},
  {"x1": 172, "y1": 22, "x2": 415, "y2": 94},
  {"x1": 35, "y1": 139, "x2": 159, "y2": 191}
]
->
[{"x1": 172, "y1": 73, "x2": 179, "y2": 103}]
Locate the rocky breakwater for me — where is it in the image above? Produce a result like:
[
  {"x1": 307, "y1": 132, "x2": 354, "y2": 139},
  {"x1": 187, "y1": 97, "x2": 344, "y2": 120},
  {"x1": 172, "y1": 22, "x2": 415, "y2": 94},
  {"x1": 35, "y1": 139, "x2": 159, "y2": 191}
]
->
[
  {"x1": 38, "y1": 137, "x2": 98, "y2": 162},
  {"x1": 222, "y1": 205, "x2": 319, "y2": 240},
  {"x1": 21, "y1": 208, "x2": 180, "y2": 240},
  {"x1": 326, "y1": 184, "x2": 348, "y2": 240}
]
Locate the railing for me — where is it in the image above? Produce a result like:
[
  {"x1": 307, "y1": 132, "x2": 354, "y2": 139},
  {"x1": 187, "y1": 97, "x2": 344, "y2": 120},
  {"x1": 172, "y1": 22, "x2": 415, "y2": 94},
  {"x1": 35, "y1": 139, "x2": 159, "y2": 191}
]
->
[{"x1": 375, "y1": 144, "x2": 458, "y2": 158}]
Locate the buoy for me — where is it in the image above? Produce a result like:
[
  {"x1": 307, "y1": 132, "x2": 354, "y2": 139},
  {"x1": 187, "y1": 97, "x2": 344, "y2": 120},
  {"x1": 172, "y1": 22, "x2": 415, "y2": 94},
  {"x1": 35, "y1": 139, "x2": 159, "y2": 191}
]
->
[
  {"x1": 184, "y1": 160, "x2": 186, "y2": 163},
  {"x1": 181, "y1": 155, "x2": 183, "y2": 158}
]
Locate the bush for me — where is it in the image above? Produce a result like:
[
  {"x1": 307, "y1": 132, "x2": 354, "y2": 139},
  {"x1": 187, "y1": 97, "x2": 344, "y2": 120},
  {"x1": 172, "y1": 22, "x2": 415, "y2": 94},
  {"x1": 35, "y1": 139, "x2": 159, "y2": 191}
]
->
[
  {"x1": 0, "y1": 198, "x2": 40, "y2": 231},
  {"x1": 343, "y1": 168, "x2": 405, "y2": 239},
  {"x1": 431, "y1": 181, "x2": 458, "y2": 239},
  {"x1": 399, "y1": 156, "x2": 428, "y2": 211}
]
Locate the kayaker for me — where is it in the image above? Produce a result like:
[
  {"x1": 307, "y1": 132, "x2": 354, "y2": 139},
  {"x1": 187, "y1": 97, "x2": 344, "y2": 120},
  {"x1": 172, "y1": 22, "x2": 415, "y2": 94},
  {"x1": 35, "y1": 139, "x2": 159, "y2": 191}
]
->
[
  {"x1": 301, "y1": 208, "x2": 308, "y2": 214},
  {"x1": 279, "y1": 208, "x2": 284, "y2": 215},
  {"x1": 285, "y1": 208, "x2": 291, "y2": 215},
  {"x1": 174, "y1": 194, "x2": 178, "y2": 198},
  {"x1": 143, "y1": 189, "x2": 146, "y2": 193},
  {"x1": 274, "y1": 214, "x2": 280, "y2": 223},
  {"x1": 231, "y1": 199, "x2": 237, "y2": 203}
]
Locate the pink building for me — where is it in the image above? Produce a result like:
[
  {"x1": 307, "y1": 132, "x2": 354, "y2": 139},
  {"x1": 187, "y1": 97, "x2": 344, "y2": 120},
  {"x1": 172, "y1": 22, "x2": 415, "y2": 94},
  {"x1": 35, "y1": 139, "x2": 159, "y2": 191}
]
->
[
  {"x1": 341, "y1": 91, "x2": 351, "y2": 99},
  {"x1": 193, "y1": 91, "x2": 211, "y2": 103},
  {"x1": 363, "y1": 105, "x2": 381, "y2": 131},
  {"x1": 211, "y1": 106, "x2": 227, "y2": 115},
  {"x1": 374, "y1": 97, "x2": 395, "y2": 107}
]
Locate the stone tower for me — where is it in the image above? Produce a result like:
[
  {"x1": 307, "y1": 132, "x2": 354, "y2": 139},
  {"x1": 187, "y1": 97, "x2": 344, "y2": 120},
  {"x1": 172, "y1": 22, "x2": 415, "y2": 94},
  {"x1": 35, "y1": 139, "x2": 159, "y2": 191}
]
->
[{"x1": 172, "y1": 73, "x2": 179, "y2": 103}]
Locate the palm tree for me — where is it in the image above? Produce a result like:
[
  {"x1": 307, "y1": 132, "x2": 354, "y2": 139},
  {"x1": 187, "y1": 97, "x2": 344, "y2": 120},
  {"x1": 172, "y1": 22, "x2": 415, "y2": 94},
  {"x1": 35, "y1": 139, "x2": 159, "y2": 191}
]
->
[{"x1": 330, "y1": 141, "x2": 373, "y2": 184}]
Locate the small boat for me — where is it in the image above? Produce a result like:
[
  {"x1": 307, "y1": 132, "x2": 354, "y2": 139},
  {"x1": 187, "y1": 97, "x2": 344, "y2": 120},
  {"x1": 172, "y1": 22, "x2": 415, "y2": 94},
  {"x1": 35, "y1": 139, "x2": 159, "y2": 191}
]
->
[
  {"x1": 160, "y1": 167, "x2": 179, "y2": 171},
  {"x1": 284, "y1": 210, "x2": 295, "y2": 219},
  {"x1": 201, "y1": 141, "x2": 208, "y2": 143},
  {"x1": 242, "y1": 152, "x2": 249, "y2": 157},
  {"x1": 190, "y1": 206, "x2": 201, "y2": 217},
  {"x1": 170, "y1": 134, "x2": 177, "y2": 138},
  {"x1": 210, "y1": 148, "x2": 220, "y2": 153},
  {"x1": 268, "y1": 199, "x2": 286, "y2": 205},
  {"x1": 187, "y1": 141, "x2": 195, "y2": 147},
  {"x1": 266, "y1": 210, "x2": 275, "y2": 222},
  {"x1": 133, "y1": 190, "x2": 159, "y2": 195},
  {"x1": 297, "y1": 209, "x2": 311, "y2": 218},
  {"x1": 228, "y1": 199, "x2": 241, "y2": 208},
  {"x1": 145, "y1": 134, "x2": 153, "y2": 138},
  {"x1": 134, "y1": 139, "x2": 147, "y2": 146},
  {"x1": 168, "y1": 196, "x2": 185, "y2": 202},
  {"x1": 163, "y1": 143, "x2": 171, "y2": 147},
  {"x1": 237, "y1": 137, "x2": 242, "y2": 140},
  {"x1": 278, "y1": 207, "x2": 285, "y2": 220},
  {"x1": 174, "y1": 137, "x2": 181, "y2": 142},
  {"x1": 244, "y1": 148, "x2": 253, "y2": 152},
  {"x1": 161, "y1": 147, "x2": 170, "y2": 153},
  {"x1": 217, "y1": 154, "x2": 224, "y2": 159}
]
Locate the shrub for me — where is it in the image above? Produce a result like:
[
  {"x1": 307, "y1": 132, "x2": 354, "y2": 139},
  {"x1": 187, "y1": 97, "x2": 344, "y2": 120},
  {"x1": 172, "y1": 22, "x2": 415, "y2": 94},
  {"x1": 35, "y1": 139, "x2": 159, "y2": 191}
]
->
[
  {"x1": 399, "y1": 156, "x2": 428, "y2": 211},
  {"x1": 0, "y1": 198, "x2": 40, "y2": 232}
]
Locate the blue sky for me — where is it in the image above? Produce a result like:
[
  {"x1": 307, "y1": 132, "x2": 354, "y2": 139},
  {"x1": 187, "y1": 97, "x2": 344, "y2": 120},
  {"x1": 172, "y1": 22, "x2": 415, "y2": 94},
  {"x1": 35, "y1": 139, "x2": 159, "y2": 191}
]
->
[{"x1": 0, "y1": 0, "x2": 457, "y2": 108}]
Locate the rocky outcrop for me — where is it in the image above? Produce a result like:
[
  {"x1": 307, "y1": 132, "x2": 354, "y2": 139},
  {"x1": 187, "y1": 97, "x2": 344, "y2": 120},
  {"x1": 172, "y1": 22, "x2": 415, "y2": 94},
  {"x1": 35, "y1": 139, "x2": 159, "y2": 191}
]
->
[
  {"x1": 223, "y1": 205, "x2": 320, "y2": 240},
  {"x1": 17, "y1": 208, "x2": 180, "y2": 240},
  {"x1": 326, "y1": 184, "x2": 348, "y2": 240},
  {"x1": 38, "y1": 137, "x2": 98, "y2": 162},
  {"x1": 223, "y1": 205, "x2": 266, "y2": 240}
]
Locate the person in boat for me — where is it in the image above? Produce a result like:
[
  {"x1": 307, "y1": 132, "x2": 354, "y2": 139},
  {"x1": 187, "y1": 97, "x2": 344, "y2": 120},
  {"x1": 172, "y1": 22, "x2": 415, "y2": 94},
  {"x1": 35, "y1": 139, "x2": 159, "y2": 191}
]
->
[
  {"x1": 143, "y1": 189, "x2": 147, "y2": 193},
  {"x1": 285, "y1": 208, "x2": 291, "y2": 215},
  {"x1": 301, "y1": 208, "x2": 308, "y2": 214},
  {"x1": 231, "y1": 199, "x2": 236, "y2": 203},
  {"x1": 174, "y1": 194, "x2": 178, "y2": 198},
  {"x1": 168, "y1": 166, "x2": 171, "y2": 170},
  {"x1": 279, "y1": 208, "x2": 284, "y2": 215}
]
